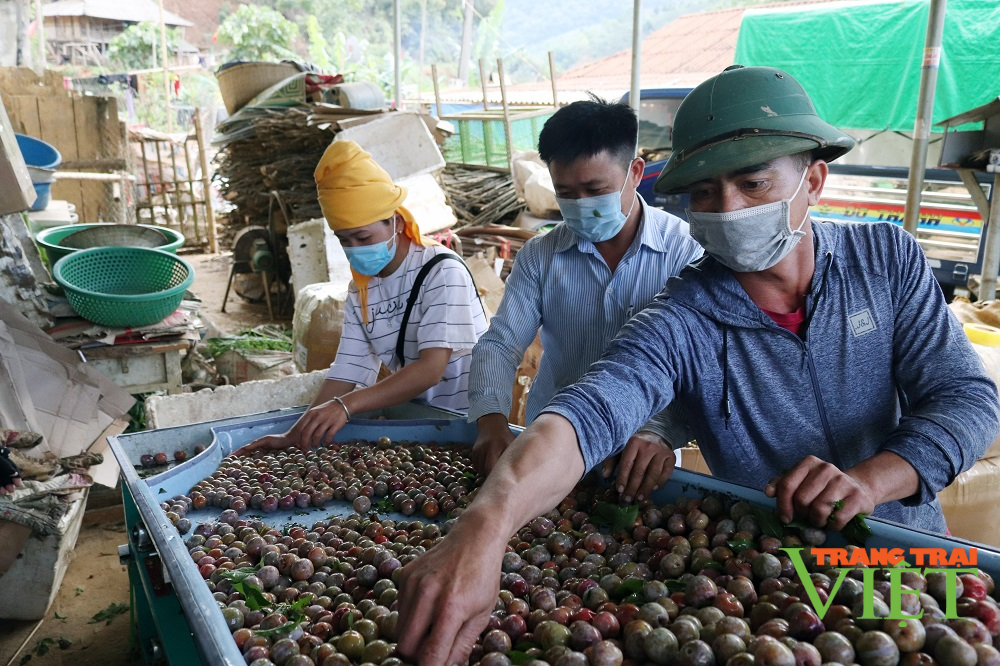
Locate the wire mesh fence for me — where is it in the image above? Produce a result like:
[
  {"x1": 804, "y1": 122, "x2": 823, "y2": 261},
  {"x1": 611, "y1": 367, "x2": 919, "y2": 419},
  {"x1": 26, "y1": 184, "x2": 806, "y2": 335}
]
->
[{"x1": 441, "y1": 110, "x2": 553, "y2": 168}]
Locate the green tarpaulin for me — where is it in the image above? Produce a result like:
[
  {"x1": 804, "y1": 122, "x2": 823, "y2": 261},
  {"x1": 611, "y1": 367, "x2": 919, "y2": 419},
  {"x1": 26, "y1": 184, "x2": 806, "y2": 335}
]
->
[{"x1": 733, "y1": 0, "x2": 1000, "y2": 132}]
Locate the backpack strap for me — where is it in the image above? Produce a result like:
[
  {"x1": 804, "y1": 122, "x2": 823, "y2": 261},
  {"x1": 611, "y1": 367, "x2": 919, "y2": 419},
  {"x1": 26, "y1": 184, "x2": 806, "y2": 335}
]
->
[{"x1": 395, "y1": 253, "x2": 482, "y2": 368}]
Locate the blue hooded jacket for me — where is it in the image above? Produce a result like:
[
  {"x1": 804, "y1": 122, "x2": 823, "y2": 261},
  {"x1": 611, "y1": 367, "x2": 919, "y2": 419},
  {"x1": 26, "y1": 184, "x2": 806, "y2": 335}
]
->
[{"x1": 545, "y1": 221, "x2": 1000, "y2": 533}]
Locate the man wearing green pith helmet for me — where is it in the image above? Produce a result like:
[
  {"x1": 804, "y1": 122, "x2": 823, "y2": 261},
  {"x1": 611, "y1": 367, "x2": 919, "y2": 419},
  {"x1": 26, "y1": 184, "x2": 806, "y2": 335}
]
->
[{"x1": 393, "y1": 65, "x2": 1000, "y2": 664}]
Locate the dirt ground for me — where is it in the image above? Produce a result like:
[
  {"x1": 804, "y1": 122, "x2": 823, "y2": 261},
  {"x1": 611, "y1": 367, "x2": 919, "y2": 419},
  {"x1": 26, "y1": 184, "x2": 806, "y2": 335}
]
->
[
  {"x1": 0, "y1": 500, "x2": 132, "y2": 666},
  {"x1": 0, "y1": 251, "x2": 291, "y2": 665},
  {"x1": 184, "y1": 251, "x2": 294, "y2": 336}
]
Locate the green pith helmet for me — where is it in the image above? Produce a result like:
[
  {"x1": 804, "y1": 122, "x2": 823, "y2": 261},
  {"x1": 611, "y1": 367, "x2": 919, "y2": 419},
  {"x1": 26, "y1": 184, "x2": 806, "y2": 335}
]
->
[{"x1": 654, "y1": 65, "x2": 855, "y2": 195}]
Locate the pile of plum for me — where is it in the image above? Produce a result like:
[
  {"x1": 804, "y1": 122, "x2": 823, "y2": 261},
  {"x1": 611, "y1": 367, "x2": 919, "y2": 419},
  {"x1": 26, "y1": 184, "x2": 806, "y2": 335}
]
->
[{"x1": 157, "y1": 438, "x2": 1000, "y2": 666}]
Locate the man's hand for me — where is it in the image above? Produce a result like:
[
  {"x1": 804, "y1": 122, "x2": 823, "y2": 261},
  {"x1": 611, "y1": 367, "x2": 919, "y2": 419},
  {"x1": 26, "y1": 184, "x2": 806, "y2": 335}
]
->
[
  {"x1": 396, "y1": 512, "x2": 505, "y2": 664},
  {"x1": 764, "y1": 454, "x2": 876, "y2": 530},
  {"x1": 601, "y1": 431, "x2": 676, "y2": 503},
  {"x1": 471, "y1": 413, "x2": 515, "y2": 476}
]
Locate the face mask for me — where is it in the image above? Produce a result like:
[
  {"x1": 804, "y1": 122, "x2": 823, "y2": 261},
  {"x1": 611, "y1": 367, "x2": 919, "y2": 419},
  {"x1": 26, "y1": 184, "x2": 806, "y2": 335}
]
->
[
  {"x1": 343, "y1": 229, "x2": 398, "y2": 276},
  {"x1": 685, "y1": 168, "x2": 810, "y2": 273},
  {"x1": 555, "y1": 167, "x2": 636, "y2": 243}
]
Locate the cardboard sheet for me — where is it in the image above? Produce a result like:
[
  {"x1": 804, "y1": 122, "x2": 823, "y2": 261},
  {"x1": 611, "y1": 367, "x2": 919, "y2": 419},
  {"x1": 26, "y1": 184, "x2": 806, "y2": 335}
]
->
[{"x1": 0, "y1": 300, "x2": 134, "y2": 462}]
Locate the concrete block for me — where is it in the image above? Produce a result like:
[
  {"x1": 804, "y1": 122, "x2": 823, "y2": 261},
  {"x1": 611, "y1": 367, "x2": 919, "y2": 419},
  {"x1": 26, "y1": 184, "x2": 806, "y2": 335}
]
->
[{"x1": 145, "y1": 370, "x2": 327, "y2": 429}]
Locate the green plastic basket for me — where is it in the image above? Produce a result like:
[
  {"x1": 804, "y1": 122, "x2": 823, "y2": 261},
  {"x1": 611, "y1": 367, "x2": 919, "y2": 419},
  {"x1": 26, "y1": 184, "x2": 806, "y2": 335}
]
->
[
  {"x1": 36, "y1": 223, "x2": 185, "y2": 270},
  {"x1": 53, "y1": 247, "x2": 194, "y2": 327}
]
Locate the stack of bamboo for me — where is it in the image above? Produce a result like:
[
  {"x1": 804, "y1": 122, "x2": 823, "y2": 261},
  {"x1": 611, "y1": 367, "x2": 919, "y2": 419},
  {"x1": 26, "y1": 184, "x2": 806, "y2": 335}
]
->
[
  {"x1": 213, "y1": 107, "x2": 335, "y2": 234},
  {"x1": 439, "y1": 164, "x2": 525, "y2": 228}
]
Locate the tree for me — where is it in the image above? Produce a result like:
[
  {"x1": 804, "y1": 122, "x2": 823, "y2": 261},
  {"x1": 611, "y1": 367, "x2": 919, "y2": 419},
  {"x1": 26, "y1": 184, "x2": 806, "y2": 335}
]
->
[
  {"x1": 217, "y1": 4, "x2": 300, "y2": 62},
  {"x1": 108, "y1": 22, "x2": 179, "y2": 70}
]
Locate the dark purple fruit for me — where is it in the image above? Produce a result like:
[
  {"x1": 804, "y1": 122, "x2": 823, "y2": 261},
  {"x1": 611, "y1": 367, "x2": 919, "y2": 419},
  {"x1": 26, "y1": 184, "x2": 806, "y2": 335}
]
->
[
  {"x1": 856, "y1": 630, "x2": 901, "y2": 666},
  {"x1": 935, "y1": 633, "x2": 978, "y2": 666}
]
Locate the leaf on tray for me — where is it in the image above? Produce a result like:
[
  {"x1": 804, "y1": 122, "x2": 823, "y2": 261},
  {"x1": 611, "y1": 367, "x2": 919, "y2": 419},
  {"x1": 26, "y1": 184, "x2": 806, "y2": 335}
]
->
[
  {"x1": 842, "y1": 513, "x2": 872, "y2": 546},
  {"x1": 593, "y1": 501, "x2": 639, "y2": 532},
  {"x1": 54, "y1": 611, "x2": 67, "y2": 621},
  {"x1": 751, "y1": 505, "x2": 784, "y2": 538},
  {"x1": 613, "y1": 578, "x2": 645, "y2": 600},
  {"x1": 252, "y1": 621, "x2": 299, "y2": 638},
  {"x1": 728, "y1": 538, "x2": 755, "y2": 553}
]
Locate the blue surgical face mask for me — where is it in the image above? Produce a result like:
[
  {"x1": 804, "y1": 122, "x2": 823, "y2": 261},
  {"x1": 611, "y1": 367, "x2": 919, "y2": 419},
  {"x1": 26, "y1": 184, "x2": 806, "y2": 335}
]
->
[
  {"x1": 343, "y1": 229, "x2": 398, "y2": 276},
  {"x1": 685, "y1": 168, "x2": 810, "y2": 273},
  {"x1": 555, "y1": 167, "x2": 636, "y2": 243}
]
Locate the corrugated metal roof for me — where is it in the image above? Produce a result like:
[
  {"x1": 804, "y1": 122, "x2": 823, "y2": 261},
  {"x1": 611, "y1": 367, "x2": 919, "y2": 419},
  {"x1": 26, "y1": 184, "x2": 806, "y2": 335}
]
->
[{"x1": 43, "y1": 0, "x2": 193, "y2": 27}]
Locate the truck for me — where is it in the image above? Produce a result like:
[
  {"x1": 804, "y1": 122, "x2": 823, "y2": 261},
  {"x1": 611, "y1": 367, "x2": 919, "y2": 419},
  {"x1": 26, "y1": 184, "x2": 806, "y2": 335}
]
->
[{"x1": 623, "y1": 88, "x2": 992, "y2": 297}]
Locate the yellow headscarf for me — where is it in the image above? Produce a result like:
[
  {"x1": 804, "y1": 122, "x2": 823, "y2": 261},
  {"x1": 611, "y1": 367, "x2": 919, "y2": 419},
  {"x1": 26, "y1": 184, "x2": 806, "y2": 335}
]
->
[{"x1": 315, "y1": 140, "x2": 430, "y2": 323}]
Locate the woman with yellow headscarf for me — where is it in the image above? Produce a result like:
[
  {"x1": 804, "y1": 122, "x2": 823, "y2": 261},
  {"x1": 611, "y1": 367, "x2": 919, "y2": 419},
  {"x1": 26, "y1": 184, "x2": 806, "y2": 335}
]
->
[{"x1": 241, "y1": 140, "x2": 488, "y2": 453}]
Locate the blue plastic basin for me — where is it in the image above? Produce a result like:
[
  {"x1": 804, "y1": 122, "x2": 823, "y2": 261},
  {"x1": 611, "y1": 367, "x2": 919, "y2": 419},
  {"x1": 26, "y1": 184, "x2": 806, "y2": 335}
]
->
[
  {"x1": 30, "y1": 182, "x2": 51, "y2": 212},
  {"x1": 15, "y1": 134, "x2": 62, "y2": 170}
]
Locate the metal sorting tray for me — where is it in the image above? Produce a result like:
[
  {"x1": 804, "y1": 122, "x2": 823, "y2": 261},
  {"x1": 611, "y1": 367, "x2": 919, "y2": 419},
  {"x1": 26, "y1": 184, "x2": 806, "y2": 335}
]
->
[{"x1": 109, "y1": 409, "x2": 1000, "y2": 665}]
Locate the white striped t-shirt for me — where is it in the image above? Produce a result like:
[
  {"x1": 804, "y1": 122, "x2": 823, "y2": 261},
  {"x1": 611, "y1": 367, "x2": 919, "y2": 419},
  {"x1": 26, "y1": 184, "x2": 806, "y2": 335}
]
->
[{"x1": 326, "y1": 243, "x2": 488, "y2": 412}]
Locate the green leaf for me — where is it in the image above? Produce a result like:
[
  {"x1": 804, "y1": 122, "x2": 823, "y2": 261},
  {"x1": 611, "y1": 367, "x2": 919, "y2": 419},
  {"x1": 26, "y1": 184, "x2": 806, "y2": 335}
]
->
[
  {"x1": 373, "y1": 496, "x2": 394, "y2": 514},
  {"x1": 698, "y1": 560, "x2": 724, "y2": 571},
  {"x1": 57, "y1": 636, "x2": 72, "y2": 650},
  {"x1": 74, "y1": 587, "x2": 84, "y2": 596},
  {"x1": 842, "y1": 513, "x2": 872, "y2": 546},
  {"x1": 751, "y1": 505, "x2": 784, "y2": 538},
  {"x1": 232, "y1": 580, "x2": 270, "y2": 611},
  {"x1": 220, "y1": 567, "x2": 259, "y2": 584},
  {"x1": 593, "y1": 501, "x2": 639, "y2": 532},
  {"x1": 613, "y1": 578, "x2": 645, "y2": 600},
  {"x1": 622, "y1": 592, "x2": 643, "y2": 606},
  {"x1": 33, "y1": 638, "x2": 54, "y2": 656},
  {"x1": 783, "y1": 519, "x2": 812, "y2": 530},
  {"x1": 462, "y1": 471, "x2": 476, "y2": 480},
  {"x1": 509, "y1": 651, "x2": 533, "y2": 665},
  {"x1": 513, "y1": 642, "x2": 537, "y2": 652},
  {"x1": 54, "y1": 611, "x2": 67, "y2": 621},
  {"x1": 666, "y1": 580, "x2": 686, "y2": 593},
  {"x1": 89, "y1": 602, "x2": 129, "y2": 625},
  {"x1": 252, "y1": 621, "x2": 299, "y2": 638},
  {"x1": 728, "y1": 538, "x2": 754, "y2": 553}
]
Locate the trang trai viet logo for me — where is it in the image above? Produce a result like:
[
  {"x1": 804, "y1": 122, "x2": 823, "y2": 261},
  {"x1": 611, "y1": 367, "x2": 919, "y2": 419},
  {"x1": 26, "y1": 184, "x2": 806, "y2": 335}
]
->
[{"x1": 784, "y1": 547, "x2": 980, "y2": 622}]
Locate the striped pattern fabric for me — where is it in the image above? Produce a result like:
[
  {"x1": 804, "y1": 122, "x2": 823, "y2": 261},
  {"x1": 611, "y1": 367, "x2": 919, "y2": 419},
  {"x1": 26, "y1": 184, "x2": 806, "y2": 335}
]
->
[
  {"x1": 326, "y1": 244, "x2": 488, "y2": 411},
  {"x1": 468, "y1": 198, "x2": 703, "y2": 424}
]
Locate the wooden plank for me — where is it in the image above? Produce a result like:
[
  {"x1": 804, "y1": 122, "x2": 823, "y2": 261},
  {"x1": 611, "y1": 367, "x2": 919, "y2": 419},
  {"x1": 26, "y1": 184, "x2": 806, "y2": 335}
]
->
[
  {"x1": 74, "y1": 96, "x2": 105, "y2": 222},
  {"x1": 11, "y1": 96, "x2": 40, "y2": 136},
  {"x1": 40, "y1": 96, "x2": 83, "y2": 219}
]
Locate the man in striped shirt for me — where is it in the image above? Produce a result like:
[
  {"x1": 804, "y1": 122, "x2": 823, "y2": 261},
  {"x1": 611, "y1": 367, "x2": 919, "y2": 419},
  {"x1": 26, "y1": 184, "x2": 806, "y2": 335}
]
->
[
  {"x1": 468, "y1": 98, "x2": 703, "y2": 502},
  {"x1": 242, "y1": 141, "x2": 487, "y2": 453}
]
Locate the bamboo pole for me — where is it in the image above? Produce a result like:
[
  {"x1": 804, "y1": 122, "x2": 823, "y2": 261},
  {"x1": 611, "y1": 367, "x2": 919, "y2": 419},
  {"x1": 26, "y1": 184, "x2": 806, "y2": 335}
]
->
[
  {"x1": 431, "y1": 64, "x2": 444, "y2": 119},
  {"x1": 478, "y1": 59, "x2": 489, "y2": 111},
  {"x1": 194, "y1": 109, "x2": 218, "y2": 253},
  {"x1": 496, "y1": 57, "x2": 514, "y2": 172},
  {"x1": 548, "y1": 51, "x2": 558, "y2": 110},
  {"x1": 158, "y1": 0, "x2": 172, "y2": 132}
]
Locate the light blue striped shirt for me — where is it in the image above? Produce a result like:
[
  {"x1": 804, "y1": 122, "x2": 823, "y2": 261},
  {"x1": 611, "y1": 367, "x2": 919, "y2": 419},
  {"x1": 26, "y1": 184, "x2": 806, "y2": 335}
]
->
[{"x1": 469, "y1": 197, "x2": 703, "y2": 426}]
